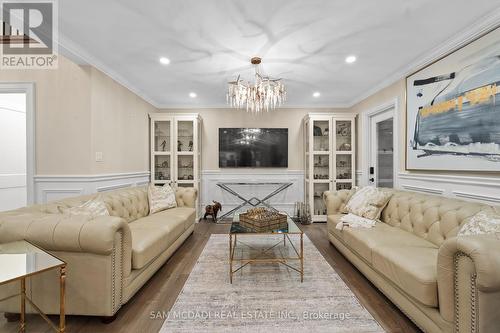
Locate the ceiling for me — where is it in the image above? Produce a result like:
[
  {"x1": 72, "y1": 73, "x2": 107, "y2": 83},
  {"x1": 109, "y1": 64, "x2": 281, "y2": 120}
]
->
[{"x1": 58, "y1": 0, "x2": 500, "y2": 108}]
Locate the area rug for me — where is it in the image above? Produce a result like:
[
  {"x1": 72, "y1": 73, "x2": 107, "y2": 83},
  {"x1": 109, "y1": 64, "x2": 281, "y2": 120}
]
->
[{"x1": 159, "y1": 234, "x2": 384, "y2": 332}]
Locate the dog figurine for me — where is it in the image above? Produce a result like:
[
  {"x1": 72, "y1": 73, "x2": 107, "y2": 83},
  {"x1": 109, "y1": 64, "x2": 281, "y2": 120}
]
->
[{"x1": 204, "y1": 201, "x2": 222, "y2": 222}]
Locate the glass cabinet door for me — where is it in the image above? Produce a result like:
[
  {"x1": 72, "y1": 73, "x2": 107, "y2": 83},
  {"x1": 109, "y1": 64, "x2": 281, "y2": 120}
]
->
[
  {"x1": 176, "y1": 155, "x2": 194, "y2": 185},
  {"x1": 154, "y1": 155, "x2": 172, "y2": 183},
  {"x1": 335, "y1": 120, "x2": 352, "y2": 152},
  {"x1": 175, "y1": 119, "x2": 195, "y2": 187},
  {"x1": 154, "y1": 120, "x2": 171, "y2": 152},
  {"x1": 177, "y1": 120, "x2": 194, "y2": 152},
  {"x1": 313, "y1": 183, "x2": 329, "y2": 217},
  {"x1": 334, "y1": 119, "x2": 354, "y2": 190},
  {"x1": 312, "y1": 119, "x2": 330, "y2": 152},
  {"x1": 152, "y1": 119, "x2": 173, "y2": 185}
]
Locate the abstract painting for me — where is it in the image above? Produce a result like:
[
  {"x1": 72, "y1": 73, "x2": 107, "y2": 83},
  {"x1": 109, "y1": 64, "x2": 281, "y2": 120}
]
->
[{"x1": 406, "y1": 26, "x2": 500, "y2": 171}]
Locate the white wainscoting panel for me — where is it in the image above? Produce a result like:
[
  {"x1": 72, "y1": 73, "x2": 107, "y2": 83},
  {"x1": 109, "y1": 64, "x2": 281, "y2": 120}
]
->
[
  {"x1": 34, "y1": 171, "x2": 150, "y2": 204},
  {"x1": 201, "y1": 170, "x2": 304, "y2": 216},
  {"x1": 0, "y1": 174, "x2": 27, "y2": 211},
  {"x1": 398, "y1": 172, "x2": 500, "y2": 205}
]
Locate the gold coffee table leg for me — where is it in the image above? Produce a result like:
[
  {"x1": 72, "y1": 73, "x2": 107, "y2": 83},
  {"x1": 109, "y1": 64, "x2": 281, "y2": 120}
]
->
[
  {"x1": 300, "y1": 233, "x2": 304, "y2": 283},
  {"x1": 59, "y1": 265, "x2": 66, "y2": 332},
  {"x1": 229, "y1": 234, "x2": 233, "y2": 284},
  {"x1": 20, "y1": 278, "x2": 26, "y2": 333}
]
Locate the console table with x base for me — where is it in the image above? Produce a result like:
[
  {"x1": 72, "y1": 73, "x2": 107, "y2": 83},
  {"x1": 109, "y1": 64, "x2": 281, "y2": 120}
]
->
[{"x1": 215, "y1": 182, "x2": 293, "y2": 222}]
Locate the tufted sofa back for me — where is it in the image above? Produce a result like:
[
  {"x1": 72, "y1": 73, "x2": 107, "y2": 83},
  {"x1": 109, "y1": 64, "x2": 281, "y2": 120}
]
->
[
  {"x1": 380, "y1": 189, "x2": 488, "y2": 247},
  {"x1": 101, "y1": 186, "x2": 150, "y2": 222}
]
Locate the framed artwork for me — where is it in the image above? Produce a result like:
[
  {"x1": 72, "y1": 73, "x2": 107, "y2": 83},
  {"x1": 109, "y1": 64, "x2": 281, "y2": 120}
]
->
[{"x1": 406, "y1": 26, "x2": 500, "y2": 171}]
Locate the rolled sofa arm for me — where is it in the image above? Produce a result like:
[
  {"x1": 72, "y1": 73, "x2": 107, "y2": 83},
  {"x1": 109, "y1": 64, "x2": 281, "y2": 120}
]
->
[
  {"x1": 323, "y1": 189, "x2": 351, "y2": 215},
  {"x1": 175, "y1": 187, "x2": 198, "y2": 208},
  {"x1": 437, "y1": 234, "x2": 500, "y2": 332},
  {"x1": 0, "y1": 213, "x2": 131, "y2": 256}
]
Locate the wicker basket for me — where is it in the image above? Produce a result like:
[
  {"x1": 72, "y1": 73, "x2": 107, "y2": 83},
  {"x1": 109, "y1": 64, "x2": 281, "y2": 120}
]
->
[{"x1": 239, "y1": 208, "x2": 288, "y2": 232}]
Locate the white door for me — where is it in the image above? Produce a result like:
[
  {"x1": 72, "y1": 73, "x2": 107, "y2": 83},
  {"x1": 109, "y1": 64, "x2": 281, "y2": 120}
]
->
[
  {"x1": 368, "y1": 109, "x2": 395, "y2": 188},
  {"x1": 0, "y1": 93, "x2": 27, "y2": 211}
]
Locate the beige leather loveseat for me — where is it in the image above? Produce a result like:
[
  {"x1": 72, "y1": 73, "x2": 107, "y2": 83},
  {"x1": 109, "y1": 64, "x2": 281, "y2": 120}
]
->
[
  {"x1": 0, "y1": 185, "x2": 197, "y2": 318},
  {"x1": 324, "y1": 188, "x2": 500, "y2": 333}
]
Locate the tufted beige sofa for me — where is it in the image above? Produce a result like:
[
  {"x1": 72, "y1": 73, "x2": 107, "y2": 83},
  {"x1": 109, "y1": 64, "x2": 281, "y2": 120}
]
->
[
  {"x1": 324, "y1": 188, "x2": 500, "y2": 333},
  {"x1": 0, "y1": 185, "x2": 197, "y2": 318}
]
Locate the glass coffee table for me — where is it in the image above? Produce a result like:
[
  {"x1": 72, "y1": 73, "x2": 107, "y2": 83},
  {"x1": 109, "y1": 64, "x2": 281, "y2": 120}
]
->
[
  {"x1": 0, "y1": 240, "x2": 66, "y2": 333},
  {"x1": 229, "y1": 212, "x2": 304, "y2": 283}
]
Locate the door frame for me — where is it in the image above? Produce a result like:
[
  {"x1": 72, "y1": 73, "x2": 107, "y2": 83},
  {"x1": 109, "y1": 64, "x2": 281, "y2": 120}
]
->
[
  {"x1": 361, "y1": 97, "x2": 399, "y2": 188},
  {"x1": 0, "y1": 83, "x2": 36, "y2": 205}
]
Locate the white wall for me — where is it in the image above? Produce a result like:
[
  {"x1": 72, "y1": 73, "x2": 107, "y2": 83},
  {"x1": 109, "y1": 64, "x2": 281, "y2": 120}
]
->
[{"x1": 0, "y1": 93, "x2": 27, "y2": 211}]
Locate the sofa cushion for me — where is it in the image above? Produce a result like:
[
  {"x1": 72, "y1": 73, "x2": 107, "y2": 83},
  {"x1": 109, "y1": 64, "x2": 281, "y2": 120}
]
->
[
  {"x1": 327, "y1": 214, "x2": 345, "y2": 240},
  {"x1": 372, "y1": 246, "x2": 439, "y2": 307},
  {"x1": 129, "y1": 213, "x2": 185, "y2": 269},
  {"x1": 340, "y1": 222, "x2": 437, "y2": 264},
  {"x1": 160, "y1": 207, "x2": 196, "y2": 230}
]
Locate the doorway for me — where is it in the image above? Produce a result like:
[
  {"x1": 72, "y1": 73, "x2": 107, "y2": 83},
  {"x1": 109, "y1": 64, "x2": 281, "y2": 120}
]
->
[
  {"x1": 0, "y1": 84, "x2": 35, "y2": 211},
  {"x1": 363, "y1": 100, "x2": 398, "y2": 189}
]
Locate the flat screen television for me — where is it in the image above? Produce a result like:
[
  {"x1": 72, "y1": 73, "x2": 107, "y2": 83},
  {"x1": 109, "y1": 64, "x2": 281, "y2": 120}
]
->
[{"x1": 219, "y1": 128, "x2": 288, "y2": 168}]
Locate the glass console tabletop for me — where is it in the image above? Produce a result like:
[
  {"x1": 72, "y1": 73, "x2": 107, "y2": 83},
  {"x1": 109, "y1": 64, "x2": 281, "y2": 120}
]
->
[
  {"x1": 0, "y1": 240, "x2": 67, "y2": 332},
  {"x1": 230, "y1": 212, "x2": 302, "y2": 234},
  {"x1": 0, "y1": 241, "x2": 64, "y2": 285}
]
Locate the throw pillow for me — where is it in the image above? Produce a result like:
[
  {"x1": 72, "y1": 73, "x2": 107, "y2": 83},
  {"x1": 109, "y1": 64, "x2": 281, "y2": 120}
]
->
[
  {"x1": 148, "y1": 183, "x2": 177, "y2": 214},
  {"x1": 458, "y1": 209, "x2": 500, "y2": 236},
  {"x1": 344, "y1": 186, "x2": 392, "y2": 220},
  {"x1": 61, "y1": 196, "x2": 109, "y2": 218},
  {"x1": 339, "y1": 186, "x2": 359, "y2": 214}
]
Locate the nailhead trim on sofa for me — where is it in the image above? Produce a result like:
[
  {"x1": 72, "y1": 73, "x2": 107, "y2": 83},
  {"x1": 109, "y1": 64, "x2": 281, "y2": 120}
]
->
[{"x1": 454, "y1": 252, "x2": 478, "y2": 333}]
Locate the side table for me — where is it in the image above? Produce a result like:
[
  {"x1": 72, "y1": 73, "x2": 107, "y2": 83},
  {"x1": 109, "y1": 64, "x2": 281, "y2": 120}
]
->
[{"x1": 0, "y1": 240, "x2": 66, "y2": 332}]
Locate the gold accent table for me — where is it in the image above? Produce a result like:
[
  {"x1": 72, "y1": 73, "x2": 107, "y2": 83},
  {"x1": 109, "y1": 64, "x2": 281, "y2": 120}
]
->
[
  {"x1": 229, "y1": 213, "x2": 304, "y2": 283},
  {"x1": 0, "y1": 241, "x2": 66, "y2": 332}
]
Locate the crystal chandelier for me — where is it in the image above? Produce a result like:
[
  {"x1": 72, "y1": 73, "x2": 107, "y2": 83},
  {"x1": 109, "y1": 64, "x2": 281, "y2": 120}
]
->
[{"x1": 227, "y1": 57, "x2": 286, "y2": 113}]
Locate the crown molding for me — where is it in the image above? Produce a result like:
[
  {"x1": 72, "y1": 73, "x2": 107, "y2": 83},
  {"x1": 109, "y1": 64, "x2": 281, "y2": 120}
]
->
[
  {"x1": 57, "y1": 32, "x2": 160, "y2": 108},
  {"x1": 347, "y1": 7, "x2": 500, "y2": 108}
]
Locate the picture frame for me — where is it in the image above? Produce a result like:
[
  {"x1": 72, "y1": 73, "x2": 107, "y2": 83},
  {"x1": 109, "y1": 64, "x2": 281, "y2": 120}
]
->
[{"x1": 405, "y1": 26, "x2": 500, "y2": 171}]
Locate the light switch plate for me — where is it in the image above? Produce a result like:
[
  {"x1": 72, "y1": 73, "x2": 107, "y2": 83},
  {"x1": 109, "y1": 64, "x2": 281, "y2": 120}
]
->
[{"x1": 95, "y1": 151, "x2": 103, "y2": 162}]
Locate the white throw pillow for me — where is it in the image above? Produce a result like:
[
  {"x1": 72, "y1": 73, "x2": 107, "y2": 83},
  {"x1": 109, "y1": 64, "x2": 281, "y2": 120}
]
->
[
  {"x1": 458, "y1": 210, "x2": 500, "y2": 236},
  {"x1": 344, "y1": 186, "x2": 392, "y2": 220},
  {"x1": 339, "y1": 186, "x2": 359, "y2": 214},
  {"x1": 148, "y1": 183, "x2": 177, "y2": 214},
  {"x1": 62, "y1": 196, "x2": 109, "y2": 218}
]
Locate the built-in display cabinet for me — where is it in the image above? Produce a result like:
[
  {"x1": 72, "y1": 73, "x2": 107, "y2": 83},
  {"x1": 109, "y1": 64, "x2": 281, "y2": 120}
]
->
[
  {"x1": 149, "y1": 113, "x2": 202, "y2": 216},
  {"x1": 304, "y1": 113, "x2": 356, "y2": 222}
]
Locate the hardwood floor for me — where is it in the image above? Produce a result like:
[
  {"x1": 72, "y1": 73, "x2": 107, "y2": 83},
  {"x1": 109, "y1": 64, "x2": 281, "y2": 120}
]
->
[{"x1": 0, "y1": 221, "x2": 420, "y2": 333}]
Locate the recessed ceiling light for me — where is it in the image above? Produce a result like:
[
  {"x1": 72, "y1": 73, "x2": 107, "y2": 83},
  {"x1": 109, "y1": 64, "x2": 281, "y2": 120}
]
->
[
  {"x1": 313, "y1": 92, "x2": 321, "y2": 98},
  {"x1": 345, "y1": 55, "x2": 357, "y2": 64},
  {"x1": 189, "y1": 92, "x2": 197, "y2": 98},
  {"x1": 159, "y1": 57, "x2": 170, "y2": 65}
]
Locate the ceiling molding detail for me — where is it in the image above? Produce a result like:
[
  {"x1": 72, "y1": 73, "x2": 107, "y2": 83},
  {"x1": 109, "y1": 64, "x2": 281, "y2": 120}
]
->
[
  {"x1": 57, "y1": 32, "x2": 160, "y2": 108},
  {"x1": 348, "y1": 7, "x2": 500, "y2": 108}
]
